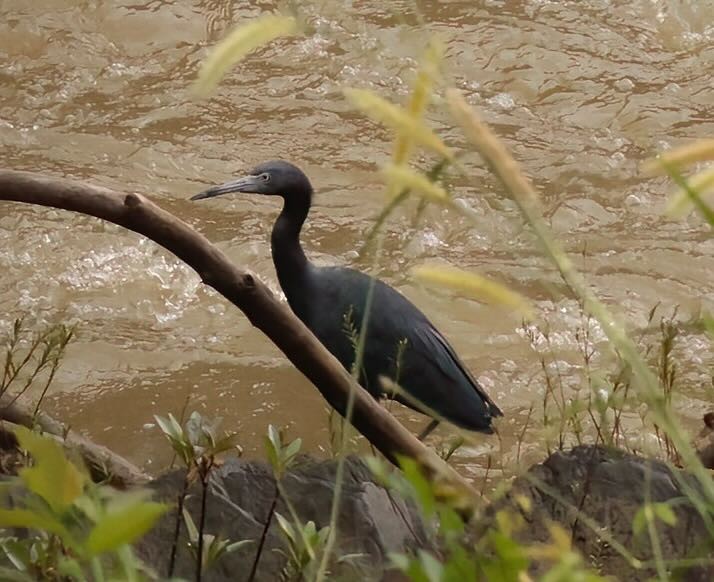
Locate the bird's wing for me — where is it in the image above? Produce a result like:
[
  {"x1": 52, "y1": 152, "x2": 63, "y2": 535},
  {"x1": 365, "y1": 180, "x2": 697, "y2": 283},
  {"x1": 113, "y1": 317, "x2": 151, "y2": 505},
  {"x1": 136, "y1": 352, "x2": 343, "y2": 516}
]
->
[
  {"x1": 408, "y1": 320, "x2": 503, "y2": 417},
  {"x1": 314, "y1": 267, "x2": 502, "y2": 421}
]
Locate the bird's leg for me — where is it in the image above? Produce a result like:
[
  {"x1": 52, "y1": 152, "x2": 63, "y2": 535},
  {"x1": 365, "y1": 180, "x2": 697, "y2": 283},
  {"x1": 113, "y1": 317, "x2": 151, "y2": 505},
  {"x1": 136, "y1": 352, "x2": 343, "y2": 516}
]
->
[{"x1": 418, "y1": 419, "x2": 439, "y2": 441}]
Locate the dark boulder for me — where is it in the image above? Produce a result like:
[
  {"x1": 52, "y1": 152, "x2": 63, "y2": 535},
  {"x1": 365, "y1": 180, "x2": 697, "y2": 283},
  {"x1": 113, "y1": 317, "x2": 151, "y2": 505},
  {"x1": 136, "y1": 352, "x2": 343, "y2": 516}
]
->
[
  {"x1": 137, "y1": 456, "x2": 432, "y2": 581},
  {"x1": 480, "y1": 445, "x2": 714, "y2": 581}
]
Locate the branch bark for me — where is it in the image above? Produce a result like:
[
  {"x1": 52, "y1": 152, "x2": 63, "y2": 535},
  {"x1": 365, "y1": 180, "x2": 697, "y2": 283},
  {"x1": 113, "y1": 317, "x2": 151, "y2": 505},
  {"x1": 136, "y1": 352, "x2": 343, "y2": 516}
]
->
[
  {"x1": 0, "y1": 395, "x2": 150, "y2": 487},
  {"x1": 0, "y1": 169, "x2": 478, "y2": 499}
]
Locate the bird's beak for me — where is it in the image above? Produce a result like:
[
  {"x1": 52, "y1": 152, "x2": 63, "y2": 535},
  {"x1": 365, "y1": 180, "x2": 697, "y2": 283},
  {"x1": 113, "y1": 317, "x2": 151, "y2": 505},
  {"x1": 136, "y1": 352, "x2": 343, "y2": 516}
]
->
[{"x1": 190, "y1": 175, "x2": 261, "y2": 201}]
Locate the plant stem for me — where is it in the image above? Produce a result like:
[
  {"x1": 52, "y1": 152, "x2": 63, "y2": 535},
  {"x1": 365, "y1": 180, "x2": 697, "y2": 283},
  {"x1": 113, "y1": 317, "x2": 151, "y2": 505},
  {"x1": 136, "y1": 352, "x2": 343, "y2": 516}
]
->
[
  {"x1": 196, "y1": 461, "x2": 210, "y2": 582},
  {"x1": 644, "y1": 465, "x2": 669, "y2": 581},
  {"x1": 168, "y1": 470, "x2": 189, "y2": 578},
  {"x1": 315, "y1": 236, "x2": 381, "y2": 582},
  {"x1": 248, "y1": 484, "x2": 279, "y2": 582}
]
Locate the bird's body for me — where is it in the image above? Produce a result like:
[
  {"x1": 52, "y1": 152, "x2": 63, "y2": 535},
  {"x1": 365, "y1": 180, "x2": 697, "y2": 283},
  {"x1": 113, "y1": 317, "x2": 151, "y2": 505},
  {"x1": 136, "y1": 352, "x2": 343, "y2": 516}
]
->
[{"x1": 192, "y1": 160, "x2": 502, "y2": 434}]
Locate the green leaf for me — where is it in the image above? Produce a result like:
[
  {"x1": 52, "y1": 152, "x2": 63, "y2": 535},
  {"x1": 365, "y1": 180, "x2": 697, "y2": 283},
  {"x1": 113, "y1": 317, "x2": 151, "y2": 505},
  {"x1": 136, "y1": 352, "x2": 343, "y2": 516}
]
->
[
  {"x1": 405, "y1": 560, "x2": 430, "y2": 582},
  {"x1": 443, "y1": 545, "x2": 477, "y2": 582},
  {"x1": 225, "y1": 539, "x2": 254, "y2": 553},
  {"x1": 264, "y1": 435, "x2": 280, "y2": 474},
  {"x1": 0, "y1": 567, "x2": 35, "y2": 582},
  {"x1": 274, "y1": 512, "x2": 296, "y2": 545},
  {"x1": 115, "y1": 544, "x2": 143, "y2": 582},
  {"x1": 284, "y1": 437, "x2": 302, "y2": 463},
  {"x1": 57, "y1": 557, "x2": 85, "y2": 580},
  {"x1": 437, "y1": 506, "x2": 465, "y2": 538},
  {"x1": 154, "y1": 414, "x2": 180, "y2": 442},
  {"x1": 155, "y1": 414, "x2": 194, "y2": 465},
  {"x1": 389, "y1": 552, "x2": 411, "y2": 572},
  {"x1": 399, "y1": 458, "x2": 435, "y2": 518},
  {"x1": 73, "y1": 495, "x2": 101, "y2": 526},
  {"x1": 0, "y1": 538, "x2": 31, "y2": 571},
  {"x1": 337, "y1": 552, "x2": 368, "y2": 564},
  {"x1": 418, "y1": 550, "x2": 444, "y2": 582},
  {"x1": 317, "y1": 525, "x2": 330, "y2": 546},
  {"x1": 194, "y1": 13, "x2": 300, "y2": 96},
  {"x1": 302, "y1": 520, "x2": 317, "y2": 539},
  {"x1": 85, "y1": 501, "x2": 168, "y2": 556},
  {"x1": 182, "y1": 506, "x2": 199, "y2": 543},
  {"x1": 0, "y1": 508, "x2": 68, "y2": 538},
  {"x1": 633, "y1": 505, "x2": 649, "y2": 537},
  {"x1": 484, "y1": 531, "x2": 528, "y2": 579},
  {"x1": 15, "y1": 427, "x2": 85, "y2": 513},
  {"x1": 185, "y1": 411, "x2": 204, "y2": 446},
  {"x1": 211, "y1": 433, "x2": 241, "y2": 456},
  {"x1": 267, "y1": 424, "x2": 281, "y2": 453},
  {"x1": 652, "y1": 502, "x2": 677, "y2": 527}
]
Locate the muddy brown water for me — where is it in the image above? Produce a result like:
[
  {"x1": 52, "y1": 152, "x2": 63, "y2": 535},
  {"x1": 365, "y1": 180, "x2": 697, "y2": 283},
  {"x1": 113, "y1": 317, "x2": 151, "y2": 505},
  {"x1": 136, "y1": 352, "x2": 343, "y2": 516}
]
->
[{"x1": 1, "y1": 1, "x2": 713, "y2": 482}]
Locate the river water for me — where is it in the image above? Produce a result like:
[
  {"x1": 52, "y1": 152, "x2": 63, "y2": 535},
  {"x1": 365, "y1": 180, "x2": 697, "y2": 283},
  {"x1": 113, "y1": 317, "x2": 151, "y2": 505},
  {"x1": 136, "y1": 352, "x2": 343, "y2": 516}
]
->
[{"x1": 1, "y1": 0, "x2": 713, "y2": 481}]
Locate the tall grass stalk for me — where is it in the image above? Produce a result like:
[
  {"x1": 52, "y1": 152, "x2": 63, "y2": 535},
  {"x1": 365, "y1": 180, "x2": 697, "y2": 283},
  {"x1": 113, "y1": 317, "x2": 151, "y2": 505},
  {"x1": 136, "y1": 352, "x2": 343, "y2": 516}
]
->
[
  {"x1": 316, "y1": 43, "x2": 446, "y2": 581},
  {"x1": 314, "y1": 241, "x2": 380, "y2": 582},
  {"x1": 446, "y1": 89, "x2": 714, "y2": 521},
  {"x1": 643, "y1": 466, "x2": 669, "y2": 581},
  {"x1": 664, "y1": 163, "x2": 714, "y2": 227}
]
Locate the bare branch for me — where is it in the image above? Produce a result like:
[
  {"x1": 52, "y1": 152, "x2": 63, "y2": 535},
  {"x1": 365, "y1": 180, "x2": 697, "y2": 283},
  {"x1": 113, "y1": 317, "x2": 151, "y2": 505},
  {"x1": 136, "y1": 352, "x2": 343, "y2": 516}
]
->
[
  {"x1": 0, "y1": 169, "x2": 478, "y2": 499},
  {"x1": 0, "y1": 394, "x2": 149, "y2": 487}
]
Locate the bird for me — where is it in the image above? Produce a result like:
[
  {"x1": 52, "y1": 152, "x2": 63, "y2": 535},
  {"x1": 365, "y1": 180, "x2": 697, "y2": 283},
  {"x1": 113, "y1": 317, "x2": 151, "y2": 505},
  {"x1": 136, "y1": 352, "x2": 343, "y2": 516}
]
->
[{"x1": 191, "y1": 160, "x2": 502, "y2": 438}]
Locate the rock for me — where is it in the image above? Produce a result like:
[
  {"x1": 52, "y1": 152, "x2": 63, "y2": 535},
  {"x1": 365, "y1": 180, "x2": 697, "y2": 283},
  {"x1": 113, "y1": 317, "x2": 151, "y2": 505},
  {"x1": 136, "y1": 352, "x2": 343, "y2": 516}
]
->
[
  {"x1": 480, "y1": 445, "x2": 714, "y2": 581},
  {"x1": 694, "y1": 412, "x2": 714, "y2": 470},
  {"x1": 136, "y1": 456, "x2": 433, "y2": 581}
]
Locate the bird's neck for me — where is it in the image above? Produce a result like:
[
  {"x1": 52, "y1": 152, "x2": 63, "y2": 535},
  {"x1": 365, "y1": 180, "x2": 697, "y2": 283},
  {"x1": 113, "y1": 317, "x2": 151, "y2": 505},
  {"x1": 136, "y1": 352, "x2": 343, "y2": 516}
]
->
[{"x1": 271, "y1": 195, "x2": 311, "y2": 294}]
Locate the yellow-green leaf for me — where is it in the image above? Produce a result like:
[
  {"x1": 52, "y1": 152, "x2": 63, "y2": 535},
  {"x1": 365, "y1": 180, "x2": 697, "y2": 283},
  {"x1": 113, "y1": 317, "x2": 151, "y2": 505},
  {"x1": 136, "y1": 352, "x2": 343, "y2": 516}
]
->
[
  {"x1": 408, "y1": 40, "x2": 444, "y2": 120},
  {"x1": 446, "y1": 88, "x2": 540, "y2": 206},
  {"x1": 547, "y1": 523, "x2": 571, "y2": 552},
  {"x1": 411, "y1": 264, "x2": 535, "y2": 319},
  {"x1": 632, "y1": 505, "x2": 648, "y2": 537},
  {"x1": 15, "y1": 427, "x2": 85, "y2": 514},
  {"x1": 194, "y1": 13, "x2": 299, "y2": 96},
  {"x1": 381, "y1": 164, "x2": 450, "y2": 204},
  {"x1": 665, "y1": 167, "x2": 714, "y2": 217},
  {"x1": 446, "y1": 88, "x2": 490, "y2": 151},
  {"x1": 652, "y1": 502, "x2": 677, "y2": 527},
  {"x1": 0, "y1": 508, "x2": 69, "y2": 537},
  {"x1": 85, "y1": 501, "x2": 168, "y2": 556},
  {"x1": 642, "y1": 139, "x2": 714, "y2": 175},
  {"x1": 393, "y1": 39, "x2": 445, "y2": 165},
  {"x1": 344, "y1": 88, "x2": 452, "y2": 159}
]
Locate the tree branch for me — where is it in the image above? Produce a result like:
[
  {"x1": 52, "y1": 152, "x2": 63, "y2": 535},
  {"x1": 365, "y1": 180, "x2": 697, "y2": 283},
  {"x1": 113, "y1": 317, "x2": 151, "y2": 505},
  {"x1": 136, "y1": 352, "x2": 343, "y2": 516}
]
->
[
  {"x1": 0, "y1": 169, "x2": 478, "y2": 499},
  {"x1": 0, "y1": 395, "x2": 149, "y2": 487}
]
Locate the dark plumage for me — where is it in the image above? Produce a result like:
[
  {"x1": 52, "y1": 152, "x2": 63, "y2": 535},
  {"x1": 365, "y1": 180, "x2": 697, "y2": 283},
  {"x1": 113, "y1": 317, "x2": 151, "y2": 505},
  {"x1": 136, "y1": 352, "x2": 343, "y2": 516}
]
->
[{"x1": 191, "y1": 160, "x2": 502, "y2": 436}]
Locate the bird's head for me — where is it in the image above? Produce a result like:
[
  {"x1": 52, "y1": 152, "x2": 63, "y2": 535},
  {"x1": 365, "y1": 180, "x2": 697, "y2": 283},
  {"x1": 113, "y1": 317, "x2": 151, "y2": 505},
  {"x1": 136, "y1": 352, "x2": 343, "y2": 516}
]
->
[{"x1": 191, "y1": 160, "x2": 312, "y2": 202}]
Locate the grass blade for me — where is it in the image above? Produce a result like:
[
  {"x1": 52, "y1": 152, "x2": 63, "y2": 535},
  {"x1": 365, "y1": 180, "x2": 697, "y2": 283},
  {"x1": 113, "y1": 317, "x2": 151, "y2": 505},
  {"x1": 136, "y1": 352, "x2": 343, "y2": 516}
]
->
[
  {"x1": 412, "y1": 264, "x2": 534, "y2": 319},
  {"x1": 344, "y1": 88, "x2": 452, "y2": 159},
  {"x1": 194, "y1": 13, "x2": 299, "y2": 96}
]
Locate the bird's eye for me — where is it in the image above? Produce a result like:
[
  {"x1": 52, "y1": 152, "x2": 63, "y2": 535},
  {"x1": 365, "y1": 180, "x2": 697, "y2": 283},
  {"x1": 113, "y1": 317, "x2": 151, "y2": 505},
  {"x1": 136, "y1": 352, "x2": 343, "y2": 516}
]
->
[{"x1": 260, "y1": 173, "x2": 270, "y2": 182}]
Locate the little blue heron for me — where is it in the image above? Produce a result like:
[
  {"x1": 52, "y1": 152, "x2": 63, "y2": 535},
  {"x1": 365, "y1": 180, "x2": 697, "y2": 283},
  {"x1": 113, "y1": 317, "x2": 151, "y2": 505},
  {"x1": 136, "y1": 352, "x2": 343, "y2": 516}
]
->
[{"x1": 191, "y1": 160, "x2": 502, "y2": 438}]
